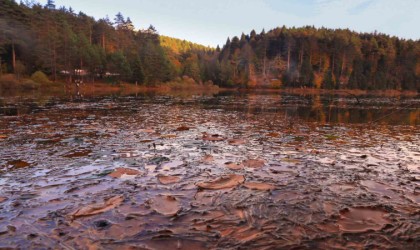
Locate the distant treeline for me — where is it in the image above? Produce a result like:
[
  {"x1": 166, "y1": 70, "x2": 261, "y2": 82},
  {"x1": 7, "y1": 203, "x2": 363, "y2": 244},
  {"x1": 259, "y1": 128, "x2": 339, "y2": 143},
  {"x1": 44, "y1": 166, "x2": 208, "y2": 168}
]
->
[{"x1": 1, "y1": 0, "x2": 419, "y2": 90}]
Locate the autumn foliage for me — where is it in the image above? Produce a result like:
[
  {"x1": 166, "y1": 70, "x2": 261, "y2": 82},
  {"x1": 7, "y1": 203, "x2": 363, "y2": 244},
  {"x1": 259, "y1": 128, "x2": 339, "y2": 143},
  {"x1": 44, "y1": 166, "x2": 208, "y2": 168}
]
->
[{"x1": 0, "y1": 0, "x2": 418, "y2": 91}]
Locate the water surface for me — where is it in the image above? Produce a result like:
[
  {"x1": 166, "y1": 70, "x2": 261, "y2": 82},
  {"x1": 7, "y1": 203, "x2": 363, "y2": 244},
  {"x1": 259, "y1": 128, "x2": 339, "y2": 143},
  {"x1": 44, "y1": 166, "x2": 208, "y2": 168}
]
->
[{"x1": 0, "y1": 91, "x2": 419, "y2": 249}]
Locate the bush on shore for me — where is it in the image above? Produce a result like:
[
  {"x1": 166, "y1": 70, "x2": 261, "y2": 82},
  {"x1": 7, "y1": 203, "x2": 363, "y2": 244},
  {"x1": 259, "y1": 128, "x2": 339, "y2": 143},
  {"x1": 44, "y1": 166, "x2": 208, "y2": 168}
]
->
[
  {"x1": 163, "y1": 76, "x2": 219, "y2": 90},
  {"x1": 31, "y1": 71, "x2": 51, "y2": 84}
]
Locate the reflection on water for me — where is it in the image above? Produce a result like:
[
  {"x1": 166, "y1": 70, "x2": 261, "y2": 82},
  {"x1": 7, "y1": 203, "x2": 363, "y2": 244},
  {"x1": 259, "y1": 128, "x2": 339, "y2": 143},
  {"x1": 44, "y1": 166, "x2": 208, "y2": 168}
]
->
[
  {"x1": 1, "y1": 91, "x2": 419, "y2": 125},
  {"x1": 0, "y1": 90, "x2": 419, "y2": 249}
]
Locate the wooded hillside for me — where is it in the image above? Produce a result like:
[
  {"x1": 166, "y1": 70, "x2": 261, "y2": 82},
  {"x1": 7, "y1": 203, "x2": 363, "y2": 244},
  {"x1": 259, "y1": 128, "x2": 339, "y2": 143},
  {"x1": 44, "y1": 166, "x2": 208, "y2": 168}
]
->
[{"x1": 1, "y1": 0, "x2": 419, "y2": 90}]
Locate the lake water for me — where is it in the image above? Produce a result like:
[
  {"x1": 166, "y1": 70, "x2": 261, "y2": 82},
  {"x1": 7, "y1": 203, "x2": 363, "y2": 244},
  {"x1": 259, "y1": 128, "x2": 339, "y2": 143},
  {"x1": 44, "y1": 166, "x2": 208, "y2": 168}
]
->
[{"x1": 0, "y1": 91, "x2": 419, "y2": 249}]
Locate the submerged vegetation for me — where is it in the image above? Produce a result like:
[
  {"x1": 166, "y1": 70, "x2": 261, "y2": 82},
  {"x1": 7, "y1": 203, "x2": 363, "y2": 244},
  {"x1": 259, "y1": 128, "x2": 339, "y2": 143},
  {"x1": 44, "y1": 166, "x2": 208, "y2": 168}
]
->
[{"x1": 0, "y1": 0, "x2": 419, "y2": 91}]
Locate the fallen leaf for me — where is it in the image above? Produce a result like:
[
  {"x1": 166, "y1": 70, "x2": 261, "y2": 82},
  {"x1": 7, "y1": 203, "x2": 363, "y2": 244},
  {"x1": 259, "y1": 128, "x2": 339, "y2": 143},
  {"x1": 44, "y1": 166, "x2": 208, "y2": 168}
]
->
[
  {"x1": 325, "y1": 134, "x2": 339, "y2": 140},
  {"x1": 0, "y1": 135, "x2": 7, "y2": 139},
  {"x1": 243, "y1": 182, "x2": 275, "y2": 191},
  {"x1": 282, "y1": 158, "x2": 300, "y2": 164},
  {"x1": 266, "y1": 132, "x2": 280, "y2": 137},
  {"x1": 63, "y1": 150, "x2": 92, "y2": 158},
  {"x1": 108, "y1": 168, "x2": 141, "y2": 178},
  {"x1": 0, "y1": 197, "x2": 7, "y2": 203},
  {"x1": 202, "y1": 133, "x2": 225, "y2": 141},
  {"x1": 140, "y1": 139, "x2": 154, "y2": 143},
  {"x1": 196, "y1": 174, "x2": 245, "y2": 190},
  {"x1": 228, "y1": 138, "x2": 246, "y2": 145},
  {"x1": 138, "y1": 128, "x2": 156, "y2": 133},
  {"x1": 176, "y1": 126, "x2": 190, "y2": 131},
  {"x1": 225, "y1": 162, "x2": 245, "y2": 170},
  {"x1": 161, "y1": 134, "x2": 177, "y2": 139},
  {"x1": 149, "y1": 195, "x2": 181, "y2": 216},
  {"x1": 243, "y1": 159, "x2": 265, "y2": 168},
  {"x1": 202, "y1": 154, "x2": 214, "y2": 163},
  {"x1": 8, "y1": 160, "x2": 30, "y2": 169},
  {"x1": 338, "y1": 207, "x2": 390, "y2": 233},
  {"x1": 158, "y1": 175, "x2": 181, "y2": 185},
  {"x1": 71, "y1": 196, "x2": 124, "y2": 218}
]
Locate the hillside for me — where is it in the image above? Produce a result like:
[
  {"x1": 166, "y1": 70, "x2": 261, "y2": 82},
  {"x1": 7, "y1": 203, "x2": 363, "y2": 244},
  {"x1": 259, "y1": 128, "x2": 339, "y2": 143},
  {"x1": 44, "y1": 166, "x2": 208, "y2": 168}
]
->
[
  {"x1": 216, "y1": 27, "x2": 419, "y2": 90},
  {"x1": 0, "y1": 0, "x2": 419, "y2": 90}
]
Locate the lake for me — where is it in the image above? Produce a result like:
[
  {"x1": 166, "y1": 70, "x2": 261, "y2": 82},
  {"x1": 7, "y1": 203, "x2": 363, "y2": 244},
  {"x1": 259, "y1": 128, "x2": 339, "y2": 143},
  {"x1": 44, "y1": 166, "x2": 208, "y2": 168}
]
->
[{"x1": 0, "y1": 90, "x2": 419, "y2": 249}]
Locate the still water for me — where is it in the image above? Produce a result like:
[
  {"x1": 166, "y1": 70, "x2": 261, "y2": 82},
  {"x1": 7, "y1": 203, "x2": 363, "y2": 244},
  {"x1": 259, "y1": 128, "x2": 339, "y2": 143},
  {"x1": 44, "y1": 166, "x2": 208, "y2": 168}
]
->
[{"x1": 0, "y1": 91, "x2": 419, "y2": 249}]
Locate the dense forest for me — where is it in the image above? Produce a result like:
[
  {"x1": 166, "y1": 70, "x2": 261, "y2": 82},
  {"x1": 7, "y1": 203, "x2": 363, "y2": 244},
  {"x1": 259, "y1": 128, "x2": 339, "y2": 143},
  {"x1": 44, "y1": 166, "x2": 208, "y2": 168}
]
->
[{"x1": 1, "y1": 0, "x2": 419, "y2": 90}]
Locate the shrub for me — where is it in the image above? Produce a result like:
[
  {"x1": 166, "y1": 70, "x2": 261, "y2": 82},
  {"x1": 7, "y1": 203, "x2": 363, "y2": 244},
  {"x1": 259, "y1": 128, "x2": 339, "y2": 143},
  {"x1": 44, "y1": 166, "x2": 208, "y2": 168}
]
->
[
  {"x1": 0, "y1": 74, "x2": 17, "y2": 90},
  {"x1": 31, "y1": 71, "x2": 50, "y2": 84}
]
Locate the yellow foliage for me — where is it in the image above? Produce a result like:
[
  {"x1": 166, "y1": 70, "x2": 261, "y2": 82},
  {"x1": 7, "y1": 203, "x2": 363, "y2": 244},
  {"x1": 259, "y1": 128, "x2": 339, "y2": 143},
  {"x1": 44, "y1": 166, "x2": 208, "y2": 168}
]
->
[
  {"x1": 270, "y1": 79, "x2": 282, "y2": 89},
  {"x1": 409, "y1": 110, "x2": 419, "y2": 125},
  {"x1": 314, "y1": 73, "x2": 323, "y2": 89}
]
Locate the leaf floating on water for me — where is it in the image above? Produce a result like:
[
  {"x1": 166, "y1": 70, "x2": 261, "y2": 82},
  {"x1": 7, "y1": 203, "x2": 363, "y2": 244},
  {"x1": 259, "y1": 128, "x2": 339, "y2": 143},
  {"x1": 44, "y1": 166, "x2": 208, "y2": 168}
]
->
[
  {"x1": 71, "y1": 196, "x2": 124, "y2": 219},
  {"x1": 202, "y1": 133, "x2": 225, "y2": 141},
  {"x1": 0, "y1": 135, "x2": 7, "y2": 139},
  {"x1": 8, "y1": 160, "x2": 30, "y2": 169},
  {"x1": 225, "y1": 162, "x2": 245, "y2": 170},
  {"x1": 140, "y1": 139, "x2": 154, "y2": 143},
  {"x1": 160, "y1": 134, "x2": 177, "y2": 139},
  {"x1": 325, "y1": 134, "x2": 339, "y2": 140},
  {"x1": 158, "y1": 175, "x2": 181, "y2": 185},
  {"x1": 138, "y1": 128, "x2": 156, "y2": 133},
  {"x1": 202, "y1": 154, "x2": 214, "y2": 163},
  {"x1": 149, "y1": 195, "x2": 181, "y2": 216},
  {"x1": 338, "y1": 207, "x2": 391, "y2": 233},
  {"x1": 196, "y1": 174, "x2": 245, "y2": 190},
  {"x1": 0, "y1": 197, "x2": 8, "y2": 203},
  {"x1": 63, "y1": 150, "x2": 92, "y2": 158},
  {"x1": 282, "y1": 158, "x2": 300, "y2": 164},
  {"x1": 108, "y1": 168, "x2": 141, "y2": 178},
  {"x1": 176, "y1": 126, "x2": 190, "y2": 131},
  {"x1": 243, "y1": 159, "x2": 265, "y2": 168},
  {"x1": 266, "y1": 132, "x2": 280, "y2": 137},
  {"x1": 228, "y1": 138, "x2": 246, "y2": 145},
  {"x1": 243, "y1": 182, "x2": 275, "y2": 191}
]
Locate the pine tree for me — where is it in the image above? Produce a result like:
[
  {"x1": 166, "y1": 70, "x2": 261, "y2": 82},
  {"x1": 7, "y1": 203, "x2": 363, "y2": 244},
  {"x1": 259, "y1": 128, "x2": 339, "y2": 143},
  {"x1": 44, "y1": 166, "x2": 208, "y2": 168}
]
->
[{"x1": 46, "y1": 0, "x2": 55, "y2": 10}]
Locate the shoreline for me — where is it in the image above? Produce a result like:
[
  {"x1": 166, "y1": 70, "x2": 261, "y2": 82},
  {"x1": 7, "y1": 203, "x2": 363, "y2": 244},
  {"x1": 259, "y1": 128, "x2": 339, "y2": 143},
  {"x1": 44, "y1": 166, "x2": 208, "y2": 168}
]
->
[{"x1": 0, "y1": 81, "x2": 418, "y2": 98}]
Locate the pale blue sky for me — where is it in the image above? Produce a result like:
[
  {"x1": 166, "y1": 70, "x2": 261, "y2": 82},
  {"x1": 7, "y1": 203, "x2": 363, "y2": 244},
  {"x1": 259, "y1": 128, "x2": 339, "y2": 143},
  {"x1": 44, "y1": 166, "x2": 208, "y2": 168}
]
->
[{"x1": 47, "y1": 0, "x2": 420, "y2": 47}]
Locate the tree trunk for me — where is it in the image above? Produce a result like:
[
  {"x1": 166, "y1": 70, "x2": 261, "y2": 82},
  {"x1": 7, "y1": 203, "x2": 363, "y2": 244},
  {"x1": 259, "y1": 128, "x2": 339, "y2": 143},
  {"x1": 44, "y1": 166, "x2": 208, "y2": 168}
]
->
[
  {"x1": 263, "y1": 56, "x2": 266, "y2": 78},
  {"x1": 299, "y1": 48, "x2": 303, "y2": 68},
  {"x1": 319, "y1": 57, "x2": 322, "y2": 73},
  {"x1": 12, "y1": 41, "x2": 16, "y2": 74},
  {"x1": 89, "y1": 26, "x2": 92, "y2": 45},
  {"x1": 287, "y1": 46, "x2": 290, "y2": 72},
  {"x1": 102, "y1": 33, "x2": 106, "y2": 51},
  {"x1": 340, "y1": 53, "x2": 346, "y2": 80},
  {"x1": 53, "y1": 43, "x2": 57, "y2": 82}
]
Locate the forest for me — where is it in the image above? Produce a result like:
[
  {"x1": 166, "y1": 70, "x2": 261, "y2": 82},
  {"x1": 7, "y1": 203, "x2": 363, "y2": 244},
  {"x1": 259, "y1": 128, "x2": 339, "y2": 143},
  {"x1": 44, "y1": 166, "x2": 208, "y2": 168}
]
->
[{"x1": 0, "y1": 0, "x2": 419, "y2": 90}]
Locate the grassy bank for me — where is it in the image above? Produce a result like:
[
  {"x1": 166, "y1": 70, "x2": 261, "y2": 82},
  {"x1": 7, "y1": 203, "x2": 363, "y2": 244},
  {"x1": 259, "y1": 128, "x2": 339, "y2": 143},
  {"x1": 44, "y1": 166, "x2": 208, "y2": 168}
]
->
[
  {"x1": 0, "y1": 74, "x2": 61, "y2": 92},
  {"x1": 0, "y1": 74, "x2": 221, "y2": 98},
  {"x1": 233, "y1": 87, "x2": 419, "y2": 97},
  {"x1": 1, "y1": 74, "x2": 417, "y2": 98}
]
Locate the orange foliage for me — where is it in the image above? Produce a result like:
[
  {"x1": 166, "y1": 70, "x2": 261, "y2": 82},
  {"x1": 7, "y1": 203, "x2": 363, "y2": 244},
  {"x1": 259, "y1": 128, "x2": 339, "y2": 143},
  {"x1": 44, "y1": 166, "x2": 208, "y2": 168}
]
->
[{"x1": 314, "y1": 73, "x2": 323, "y2": 89}]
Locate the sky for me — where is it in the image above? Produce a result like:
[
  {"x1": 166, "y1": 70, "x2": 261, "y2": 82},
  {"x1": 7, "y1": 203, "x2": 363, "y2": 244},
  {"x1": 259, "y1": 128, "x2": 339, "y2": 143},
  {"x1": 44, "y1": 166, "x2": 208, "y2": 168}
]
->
[{"x1": 47, "y1": 0, "x2": 420, "y2": 47}]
